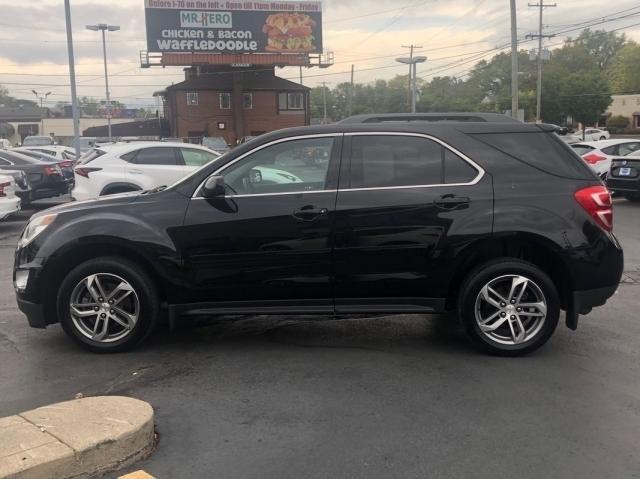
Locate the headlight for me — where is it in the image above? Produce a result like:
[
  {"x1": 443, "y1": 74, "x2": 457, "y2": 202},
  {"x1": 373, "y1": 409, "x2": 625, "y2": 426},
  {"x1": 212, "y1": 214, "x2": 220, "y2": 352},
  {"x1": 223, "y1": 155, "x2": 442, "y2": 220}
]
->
[{"x1": 19, "y1": 213, "x2": 57, "y2": 247}]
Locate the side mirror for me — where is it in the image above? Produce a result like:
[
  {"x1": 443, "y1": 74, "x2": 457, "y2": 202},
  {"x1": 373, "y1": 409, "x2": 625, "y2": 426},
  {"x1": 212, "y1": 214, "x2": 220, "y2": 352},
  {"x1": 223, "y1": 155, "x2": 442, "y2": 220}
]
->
[{"x1": 202, "y1": 175, "x2": 226, "y2": 198}]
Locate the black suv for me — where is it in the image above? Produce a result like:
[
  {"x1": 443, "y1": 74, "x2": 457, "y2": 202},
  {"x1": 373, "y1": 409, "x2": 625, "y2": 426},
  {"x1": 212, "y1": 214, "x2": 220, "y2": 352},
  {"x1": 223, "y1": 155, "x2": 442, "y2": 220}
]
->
[{"x1": 14, "y1": 115, "x2": 624, "y2": 355}]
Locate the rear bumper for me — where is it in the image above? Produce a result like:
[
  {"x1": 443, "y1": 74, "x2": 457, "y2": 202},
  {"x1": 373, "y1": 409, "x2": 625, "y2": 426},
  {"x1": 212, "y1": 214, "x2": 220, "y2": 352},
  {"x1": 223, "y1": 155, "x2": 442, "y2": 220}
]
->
[{"x1": 607, "y1": 176, "x2": 640, "y2": 193}]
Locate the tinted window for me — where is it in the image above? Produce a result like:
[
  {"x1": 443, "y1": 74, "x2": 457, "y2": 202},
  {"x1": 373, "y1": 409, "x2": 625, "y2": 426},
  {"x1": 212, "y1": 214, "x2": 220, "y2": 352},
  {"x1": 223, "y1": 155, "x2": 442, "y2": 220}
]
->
[
  {"x1": 444, "y1": 150, "x2": 478, "y2": 183},
  {"x1": 0, "y1": 158, "x2": 10, "y2": 166},
  {"x1": 601, "y1": 145, "x2": 618, "y2": 155},
  {"x1": 473, "y1": 132, "x2": 594, "y2": 179},
  {"x1": 222, "y1": 137, "x2": 334, "y2": 195},
  {"x1": 349, "y1": 135, "x2": 442, "y2": 188},
  {"x1": 120, "y1": 151, "x2": 138, "y2": 162},
  {"x1": 131, "y1": 147, "x2": 177, "y2": 165},
  {"x1": 181, "y1": 148, "x2": 219, "y2": 167},
  {"x1": 571, "y1": 145, "x2": 595, "y2": 156},
  {"x1": 0, "y1": 150, "x2": 39, "y2": 165}
]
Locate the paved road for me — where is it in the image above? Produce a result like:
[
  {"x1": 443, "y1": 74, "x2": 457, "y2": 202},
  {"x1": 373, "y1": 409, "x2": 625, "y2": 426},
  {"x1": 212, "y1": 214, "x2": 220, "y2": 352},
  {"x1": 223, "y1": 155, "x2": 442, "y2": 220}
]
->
[{"x1": 0, "y1": 198, "x2": 639, "y2": 479}]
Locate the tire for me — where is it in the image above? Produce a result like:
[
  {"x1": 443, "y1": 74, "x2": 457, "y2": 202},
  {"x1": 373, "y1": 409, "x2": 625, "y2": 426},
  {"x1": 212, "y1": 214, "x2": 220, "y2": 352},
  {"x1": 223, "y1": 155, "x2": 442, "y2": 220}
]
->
[
  {"x1": 623, "y1": 193, "x2": 640, "y2": 202},
  {"x1": 599, "y1": 136, "x2": 607, "y2": 140},
  {"x1": 457, "y1": 259, "x2": 560, "y2": 356},
  {"x1": 57, "y1": 257, "x2": 159, "y2": 353}
]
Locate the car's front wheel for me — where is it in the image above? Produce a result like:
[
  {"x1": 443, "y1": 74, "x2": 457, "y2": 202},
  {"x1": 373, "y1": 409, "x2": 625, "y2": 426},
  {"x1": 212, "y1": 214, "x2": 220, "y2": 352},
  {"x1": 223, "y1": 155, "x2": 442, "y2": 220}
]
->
[
  {"x1": 57, "y1": 257, "x2": 159, "y2": 353},
  {"x1": 458, "y1": 259, "x2": 560, "y2": 356}
]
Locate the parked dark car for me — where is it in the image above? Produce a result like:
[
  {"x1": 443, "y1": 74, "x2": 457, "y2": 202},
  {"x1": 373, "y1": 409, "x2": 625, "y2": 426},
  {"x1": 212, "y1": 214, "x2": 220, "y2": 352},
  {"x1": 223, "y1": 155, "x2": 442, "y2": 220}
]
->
[
  {"x1": 0, "y1": 169, "x2": 33, "y2": 205},
  {"x1": 0, "y1": 150, "x2": 68, "y2": 200},
  {"x1": 607, "y1": 156, "x2": 640, "y2": 202},
  {"x1": 14, "y1": 115, "x2": 623, "y2": 355},
  {"x1": 11, "y1": 149, "x2": 76, "y2": 184}
]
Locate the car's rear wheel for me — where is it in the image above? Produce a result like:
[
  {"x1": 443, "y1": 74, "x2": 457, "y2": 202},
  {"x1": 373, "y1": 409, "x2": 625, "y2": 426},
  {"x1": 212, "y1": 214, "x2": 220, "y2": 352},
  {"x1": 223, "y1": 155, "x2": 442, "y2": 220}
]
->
[
  {"x1": 458, "y1": 259, "x2": 560, "y2": 356},
  {"x1": 57, "y1": 257, "x2": 159, "y2": 353},
  {"x1": 599, "y1": 136, "x2": 607, "y2": 140}
]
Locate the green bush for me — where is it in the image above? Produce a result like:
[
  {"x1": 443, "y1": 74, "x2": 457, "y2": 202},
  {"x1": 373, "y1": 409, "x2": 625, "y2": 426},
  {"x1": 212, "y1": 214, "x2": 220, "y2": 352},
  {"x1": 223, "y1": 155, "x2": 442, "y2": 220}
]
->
[{"x1": 606, "y1": 115, "x2": 630, "y2": 134}]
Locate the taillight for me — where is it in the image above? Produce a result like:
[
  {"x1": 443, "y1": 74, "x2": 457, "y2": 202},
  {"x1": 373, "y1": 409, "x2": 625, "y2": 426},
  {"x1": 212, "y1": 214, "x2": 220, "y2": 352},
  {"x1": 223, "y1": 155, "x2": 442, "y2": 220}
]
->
[
  {"x1": 43, "y1": 165, "x2": 61, "y2": 176},
  {"x1": 59, "y1": 160, "x2": 74, "y2": 168},
  {"x1": 74, "y1": 167, "x2": 102, "y2": 178},
  {"x1": 0, "y1": 181, "x2": 10, "y2": 197},
  {"x1": 574, "y1": 185, "x2": 613, "y2": 232},
  {"x1": 583, "y1": 153, "x2": 607, "y2": 165}
]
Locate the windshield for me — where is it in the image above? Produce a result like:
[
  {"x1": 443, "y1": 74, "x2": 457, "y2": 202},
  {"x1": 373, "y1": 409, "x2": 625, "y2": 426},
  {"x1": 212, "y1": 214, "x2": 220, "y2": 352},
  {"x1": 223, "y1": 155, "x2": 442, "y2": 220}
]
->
[{"x1": 23, "y1": 137, "x2": 53, "y2": 146}]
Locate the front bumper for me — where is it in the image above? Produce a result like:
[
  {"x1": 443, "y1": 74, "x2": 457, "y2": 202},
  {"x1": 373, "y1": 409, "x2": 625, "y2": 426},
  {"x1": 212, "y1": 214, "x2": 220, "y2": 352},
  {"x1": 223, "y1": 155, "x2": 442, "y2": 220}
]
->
[{"x1": 17, "y1": 297, "x2": 47, "y2": 329}]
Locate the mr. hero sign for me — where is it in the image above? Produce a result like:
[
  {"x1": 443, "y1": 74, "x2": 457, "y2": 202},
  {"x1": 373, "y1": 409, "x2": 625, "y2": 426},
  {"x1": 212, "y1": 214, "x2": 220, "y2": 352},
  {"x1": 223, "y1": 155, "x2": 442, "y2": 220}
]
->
[{"x1": 144, "y1": 0, "x2": 323, "y2": 54}]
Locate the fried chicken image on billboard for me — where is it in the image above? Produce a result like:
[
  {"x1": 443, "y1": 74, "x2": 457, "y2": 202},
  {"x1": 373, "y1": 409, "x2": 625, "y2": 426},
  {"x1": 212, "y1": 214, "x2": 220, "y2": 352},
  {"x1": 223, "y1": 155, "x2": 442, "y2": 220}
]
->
[{"x1": 262, "y1": 13, "x2": 317, "y2": 52}]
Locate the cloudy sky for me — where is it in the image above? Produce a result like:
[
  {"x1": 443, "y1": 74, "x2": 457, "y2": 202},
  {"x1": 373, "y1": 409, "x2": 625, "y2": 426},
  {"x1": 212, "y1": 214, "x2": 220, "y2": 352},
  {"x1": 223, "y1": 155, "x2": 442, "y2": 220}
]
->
[{"x1": 0, "y1": 0, "x2": 639, "y2": 109}]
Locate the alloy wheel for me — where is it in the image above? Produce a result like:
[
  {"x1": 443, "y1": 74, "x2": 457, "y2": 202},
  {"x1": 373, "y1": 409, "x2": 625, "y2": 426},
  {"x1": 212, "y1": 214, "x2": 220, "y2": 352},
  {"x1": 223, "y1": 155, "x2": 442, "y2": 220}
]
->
[
  {"x1": 474, "y1": 274, "x2": 547, "y2": 346},
  {"x1": 69, "y1": 273, "x2": 140, "y2": 343}
]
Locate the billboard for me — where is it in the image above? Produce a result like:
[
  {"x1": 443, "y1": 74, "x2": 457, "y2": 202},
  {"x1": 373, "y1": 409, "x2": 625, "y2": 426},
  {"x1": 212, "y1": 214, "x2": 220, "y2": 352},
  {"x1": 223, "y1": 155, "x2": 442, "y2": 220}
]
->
[{"x1": 145, "y1": 0, "x2": 323, "y2": 54}]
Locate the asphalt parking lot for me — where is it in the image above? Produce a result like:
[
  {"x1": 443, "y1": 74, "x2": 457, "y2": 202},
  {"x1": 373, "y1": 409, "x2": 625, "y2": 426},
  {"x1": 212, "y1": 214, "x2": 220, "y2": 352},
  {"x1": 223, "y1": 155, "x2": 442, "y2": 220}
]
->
[{"x1": 1, "y1": 197, "x2": 639, "y2": 479}]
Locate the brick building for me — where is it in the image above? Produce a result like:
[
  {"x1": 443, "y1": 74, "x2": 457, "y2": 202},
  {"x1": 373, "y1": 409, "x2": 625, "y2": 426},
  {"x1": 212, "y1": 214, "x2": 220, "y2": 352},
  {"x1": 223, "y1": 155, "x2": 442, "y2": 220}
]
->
[{"x1": 159, "y1": 66, "x2": 310, "y2": 145}]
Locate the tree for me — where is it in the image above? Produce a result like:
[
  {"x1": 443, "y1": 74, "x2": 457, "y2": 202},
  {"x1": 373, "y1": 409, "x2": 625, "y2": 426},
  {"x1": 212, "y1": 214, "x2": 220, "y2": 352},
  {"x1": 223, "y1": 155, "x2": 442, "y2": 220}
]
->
[
  {"x1": 606, "y1": 115, "x2": 630, "y2": 133},
  {"x1": 609, "y1": 43, "x2": 640, "y2": 93},
  {"x1": 0, "y1": 122, "x2": 15, "y2": 138},
  {"x1": 0, "y1": 84, "x2": 37, "y2": 108},
  {"x1": 541, "y1": 44, "x2": 612, "y2": 125},
  {"x1": 573, "y1": 29, "x2": 627, "y2": 71}
]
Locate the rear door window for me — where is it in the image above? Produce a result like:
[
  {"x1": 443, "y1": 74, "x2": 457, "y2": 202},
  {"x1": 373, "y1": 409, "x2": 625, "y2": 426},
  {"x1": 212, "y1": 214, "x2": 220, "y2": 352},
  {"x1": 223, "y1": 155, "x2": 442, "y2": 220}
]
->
[
  {"x1": 131, "y1": 147, "x2": 178, "y2": 165},
  {"x1": 472, "y1": 131, "x2": 594, "y2": 179},
  {"x1": 619, "y1": 142, "x2": 640, "y2": 156},
  {"x1": 348, "y1": 135, "x2": 442, "y2": 188},
  {"x1": 347, "y1": 135, "x2": 478, "y2": 188}
]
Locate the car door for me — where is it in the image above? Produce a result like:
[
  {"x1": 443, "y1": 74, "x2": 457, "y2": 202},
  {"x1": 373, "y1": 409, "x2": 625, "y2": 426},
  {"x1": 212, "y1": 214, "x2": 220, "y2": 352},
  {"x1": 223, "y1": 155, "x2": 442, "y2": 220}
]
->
[
  {"x1": 125, "y1": 146, "x2": 187, "y2": 189},
  {"x1": 176, "y1": 134, "x2": 342, "y2": 309},
  {"x1": 332, "y1": 132, "x2": 493, "y2": 313}
]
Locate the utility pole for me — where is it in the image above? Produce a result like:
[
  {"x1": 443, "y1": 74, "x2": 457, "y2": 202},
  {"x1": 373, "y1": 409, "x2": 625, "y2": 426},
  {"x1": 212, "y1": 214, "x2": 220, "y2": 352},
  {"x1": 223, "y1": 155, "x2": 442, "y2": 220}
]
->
[
  {"x1": 348, "y1": 64, "x2": 354, "y2": 117},
  {"x1": 396, "y1": 47, "x2": 426, "y2": 113},
  {"x1": 527, "y1": 2, "x2": 556, "y2": 123},
  {"x1": 64, "y1": 0, "x2": 81, "y2": 159},
  {"x1": 403, "y1": 45, "x2": 415, "y2": 111},
  {"x1": 32, "y1": 90, "x2": 51, "y2": 135},
  {"x1": 510, "y1": 0, "x2": 519, "y2": 120},
  {"x1": 299, "y1": 66, "x2": 303, "y2": 85}
]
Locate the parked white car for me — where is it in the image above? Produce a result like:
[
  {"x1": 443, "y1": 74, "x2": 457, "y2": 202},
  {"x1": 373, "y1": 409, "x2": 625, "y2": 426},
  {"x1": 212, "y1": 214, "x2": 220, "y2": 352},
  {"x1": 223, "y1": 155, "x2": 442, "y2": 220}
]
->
[
  {"x1": 574, "y1": 128, "x2": 611, "y2": 141},
  {"x1": 14, "y1": 145, "x2": 77, "y2": 160},
  {"x1": 571, "y1": 139, "x2": 640, "y2": 179},
  {"x1": 0, "y1": 174, "x2": 20, "y2": 220},
  {"x1": 0, "y1": 139, "x2": 12, "y2": 150},
  {"x1": 72, "y1": 142, "x2": 222, "y2": 201}
]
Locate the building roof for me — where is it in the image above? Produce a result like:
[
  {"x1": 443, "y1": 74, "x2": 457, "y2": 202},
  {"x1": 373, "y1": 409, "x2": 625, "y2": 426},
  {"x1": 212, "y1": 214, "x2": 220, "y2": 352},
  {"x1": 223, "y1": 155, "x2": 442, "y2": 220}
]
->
[
  {"x1": 165, "y1": 70, "x2": 309, "y2": 93},
  {"x1": 0, "y1": 106, "x2": 42, "y2": 122}
]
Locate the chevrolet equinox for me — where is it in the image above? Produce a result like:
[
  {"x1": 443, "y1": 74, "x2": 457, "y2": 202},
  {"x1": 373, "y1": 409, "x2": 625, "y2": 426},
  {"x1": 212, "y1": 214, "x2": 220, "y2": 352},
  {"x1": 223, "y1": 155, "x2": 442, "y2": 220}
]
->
[{"x1": 14, "y1": 114, "x2": 624, "y2": 355}]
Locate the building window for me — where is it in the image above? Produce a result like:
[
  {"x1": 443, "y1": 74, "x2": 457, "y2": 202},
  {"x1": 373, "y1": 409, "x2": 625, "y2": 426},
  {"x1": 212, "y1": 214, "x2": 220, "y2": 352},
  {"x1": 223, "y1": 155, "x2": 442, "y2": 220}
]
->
[
  {"x1": 186, "y1": 92, "x2": 198, "y2": 106},
  {"x1": 278, "y1": 92, "x2": 304, "y2": 111},
  {"x1": 243, "y1": 93, "x2": 253, "y2": 109},
  {"x1": 219, "y1": 93, "x2": 231, "y2": 110}
]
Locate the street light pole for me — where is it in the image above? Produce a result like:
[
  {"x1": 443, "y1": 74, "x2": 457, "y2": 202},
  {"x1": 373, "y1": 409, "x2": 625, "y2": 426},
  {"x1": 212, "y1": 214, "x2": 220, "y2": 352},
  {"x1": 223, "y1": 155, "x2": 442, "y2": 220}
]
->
[
  {"x1": 64, "y1": 0, "x2": 81, "y2": 159},
  {"x1": 396, "y1": 55, "x2": 427, "y2": 113},
  {"x1": 86, "y1": 23, "x2": 120, "y2": 139},
  {"x1": 32, "y1": 90, "x2": 51, "y2": 135}
]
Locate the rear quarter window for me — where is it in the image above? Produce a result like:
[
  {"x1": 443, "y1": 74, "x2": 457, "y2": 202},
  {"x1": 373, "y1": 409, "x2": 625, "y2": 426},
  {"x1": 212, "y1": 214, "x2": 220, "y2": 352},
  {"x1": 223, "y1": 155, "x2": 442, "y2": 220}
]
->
[{"x1": 472, "y1": 131, "x2": 595, "y2": 179}]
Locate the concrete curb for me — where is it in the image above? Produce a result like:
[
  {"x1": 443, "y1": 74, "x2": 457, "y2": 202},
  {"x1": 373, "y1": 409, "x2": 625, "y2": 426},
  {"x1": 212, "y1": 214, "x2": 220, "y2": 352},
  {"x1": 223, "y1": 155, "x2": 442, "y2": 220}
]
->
[{"x1": 0, "y1": 396, "x2": 155, "y2": 479}]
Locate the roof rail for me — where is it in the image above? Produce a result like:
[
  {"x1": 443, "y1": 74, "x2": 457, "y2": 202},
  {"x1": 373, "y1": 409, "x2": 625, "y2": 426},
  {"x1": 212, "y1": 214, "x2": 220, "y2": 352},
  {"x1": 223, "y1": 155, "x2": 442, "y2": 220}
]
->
[{"x1": 338, "y1": 113, "x2": 521, "y2": 124}]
